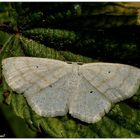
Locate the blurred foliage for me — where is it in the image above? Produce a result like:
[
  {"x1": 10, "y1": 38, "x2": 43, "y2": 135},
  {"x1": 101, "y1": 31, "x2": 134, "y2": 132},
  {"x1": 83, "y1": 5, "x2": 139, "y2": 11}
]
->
[{"x1": 0, "y1": 2, "x2": 140, "y2": 138}]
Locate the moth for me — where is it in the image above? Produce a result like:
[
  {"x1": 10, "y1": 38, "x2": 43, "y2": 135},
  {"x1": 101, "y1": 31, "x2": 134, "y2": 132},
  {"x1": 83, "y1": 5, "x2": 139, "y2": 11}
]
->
[{"x1": 2, "y1": 57, "x2": 140, "y2": 123}]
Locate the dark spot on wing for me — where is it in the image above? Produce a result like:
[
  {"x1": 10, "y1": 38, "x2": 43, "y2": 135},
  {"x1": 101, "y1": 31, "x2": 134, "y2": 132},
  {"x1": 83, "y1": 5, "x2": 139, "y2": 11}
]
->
[
  {"x1": 49, "y1": 85, "x2": 52, "y2": 88},
  {"x1": 108, "y1": 71, "x2": 111, "y2": 73},
  {"x1": 35, "y1": 65, "x2": 39, "y2": 68}
]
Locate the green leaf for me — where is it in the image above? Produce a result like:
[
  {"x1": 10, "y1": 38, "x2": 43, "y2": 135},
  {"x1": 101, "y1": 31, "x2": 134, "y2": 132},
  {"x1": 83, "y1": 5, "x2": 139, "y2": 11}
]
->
[
  {"x1": 90, "y1": 116, "x2": 140, "y2": 138},
  {"x1": 23, "y1": 28, "x2": 79, "y2": 43},
  {"x1": 0, "y1": 3, "x2": 17, "y2": 30},
  {"x1": 108, "y1": 102, "x2": 140, "y2": 134},
  {"x1": 0, "y1": 103, "x2": 37, "y2": 137}
]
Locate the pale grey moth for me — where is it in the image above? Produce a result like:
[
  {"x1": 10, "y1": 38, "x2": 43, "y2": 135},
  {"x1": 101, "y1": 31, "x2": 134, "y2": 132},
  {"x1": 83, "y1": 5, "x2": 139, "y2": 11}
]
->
[{"x1": 2, "y1": 57, "x2": 140, "y2": 123}]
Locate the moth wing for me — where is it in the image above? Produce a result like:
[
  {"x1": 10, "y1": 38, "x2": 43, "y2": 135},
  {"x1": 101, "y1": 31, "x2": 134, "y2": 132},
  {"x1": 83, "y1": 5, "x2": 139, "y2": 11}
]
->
[
  {"x1": 69, "y1": 75, "x2": 111, "y2": 123},
  {"x1": 69, "y1": 63, "x2": 140, "y2": 123},
  {"x1": 2, "y1": 57, "x2": 72, "y2": 116},
  {"x1": 80, "y1": 63, "x2": 140, "y2": 103}
]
